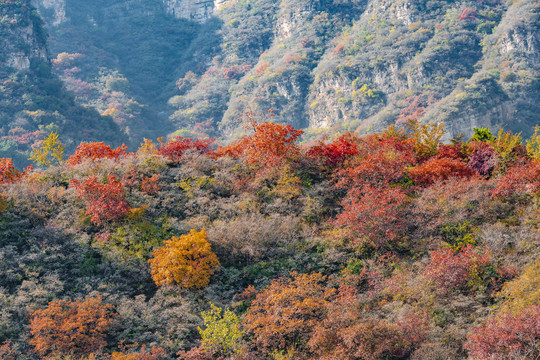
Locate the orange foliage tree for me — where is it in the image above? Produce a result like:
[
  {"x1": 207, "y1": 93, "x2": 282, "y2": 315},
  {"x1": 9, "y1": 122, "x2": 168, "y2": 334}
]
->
[
  {"x1": 217, "y1": 120, "x2": 303, "y2": 168},
  {"x1": 0, "y1": 158, "x2": 21, "y2": 184},
  {"x1": 140, "y1": 174, "x2": 161, "y2": 195},
  {"x1": 147, "y1": 229, "x2": 220, "y2": 288},
  {"x1": 67, "y1": 142, "x2": 128, "y2": 166},
  {"x1": 70, "y1": 174, "x2": 130, "y2": 225},
  {"x1": 29, "y1": 295, "x2": 115, "y2": 358},
  {"x1": 242, "y1": 272, "x2": 335, "y2": 354}
]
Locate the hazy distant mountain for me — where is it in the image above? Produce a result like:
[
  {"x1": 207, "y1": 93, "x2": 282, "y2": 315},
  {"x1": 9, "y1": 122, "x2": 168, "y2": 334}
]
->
[{"x1": 30, "y1": 0, "x2": 540, "y2": 142}]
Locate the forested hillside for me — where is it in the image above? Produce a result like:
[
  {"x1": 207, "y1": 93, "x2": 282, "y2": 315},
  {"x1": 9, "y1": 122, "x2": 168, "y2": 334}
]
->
[
  {"x1": 0, "y1": 0, "x2": 120, "y2": 166},
  {"x1": 33, "y1": 0, "x2": 539, "y2": 143},
  {"x1": 0, "y1": 120, "x2": 539, "y2": 359}
]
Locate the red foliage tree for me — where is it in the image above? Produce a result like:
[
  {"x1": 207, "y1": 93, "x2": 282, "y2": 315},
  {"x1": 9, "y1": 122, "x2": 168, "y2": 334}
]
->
[
  {"x1": 491, "y1": 159, "x2": 540, "y2": 198},
  {"x1": 29, "y1": 295, "x2": 115, "y2": 358},
  {"x1": 67, "y1": 142, "x2": 128, "y2": 166},
  {"x1": 408, "y1": 157, "x2": 473, "y2": 185},
  {"x1": 334, "y1": 133, "x2": 416, "y2": 190},
  {"x1": 334, "y1": 184, "x2": 409, "y2": 248},
  {"x1": 70, "y1": 174, "x2": 130, "y2": 225},
  {"x1": 436, "y1": 142, "x2": 467, "y2": 160},
  {"x1": 423, "y1": 244, "x2": 492, "y2": 292},
  {"x1": 307, "y1": 133, "x2": 359, "y2": 167},
  {"x1": 244, "y1": 122, "x2": 303, "y2": 167},
  {"x1": 0, "y1": 158, "x2": 21, "y2": 184},
  {"x1": 157, "y1": 137, "x2": 214, "y2": 162},
  {"x1": 465, "y1": 305, "x2": 540, "y2": 359}
]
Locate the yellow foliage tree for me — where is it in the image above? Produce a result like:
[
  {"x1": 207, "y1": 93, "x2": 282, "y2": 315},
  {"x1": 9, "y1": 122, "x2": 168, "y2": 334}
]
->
[
  {"x1": 29, "y1": 131, "x2": 65, "y2": 167},
  {"x1": 497, "y1": 260, "x2": 540, "y2": 314},
  {"x1": 526, "y1": 125, "x2": 540, "y2": 159},
  {"x1": 272, "y1": 168, "x2": 302, "y2": 200},
  {"x1": 405, "y1": 119, "x2": 445, "y2": 158},
  {"x1": 148, "y1": 229, "x2": 220, "y2": 288}
]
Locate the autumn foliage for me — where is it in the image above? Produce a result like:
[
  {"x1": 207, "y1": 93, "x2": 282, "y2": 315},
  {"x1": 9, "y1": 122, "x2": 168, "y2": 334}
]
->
[
  {"x1": 243, "y1": 272, "x2": 335, "y2": 353},
  {"x1": 140, "y1": 174, "x2": 161, "y2": 194},
  {"x1": 148, "y1": 229, "x2": 220, "y2": 288},
  {"x1": 307, "y1": 133, "x2": 359, "y2": 167},
  {"x1": 491, "y1": 159, "x2": 540, "y2": 198},
  {"x1": 29, "y1": 295, "x2": 115, "y2": 358},
  {"x1": 0, "y1": 158, "x2": 21, "y2": 184},
  {"x1": 423, "y1": 244, "x2": 502, "y2": 293},
  {"x1": 465, "y1": 305, "x2": 540, "y2": 359},
  {"x1": 157, "y1": 137, "x2": 213, "y2": 161},
  {"x1": 70, "y1": 174, "x2": 130, "y2": 225},
  {"x1": 67, "y1": 142, "x2": 128, "y2": 166},
  {"x1": 218, "y1": 121, "x2": 304, "y2": 167},
  {"x1": 309, "y1": 287, "x2": 427, "y2": 360},
  {"x1": 409, "y1": 157, "x2": 473, "y2": 185}
]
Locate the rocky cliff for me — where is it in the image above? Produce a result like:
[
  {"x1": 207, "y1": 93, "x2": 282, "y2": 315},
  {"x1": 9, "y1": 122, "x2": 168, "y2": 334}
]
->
[{"x1": 29, "y1": 0, "x2": 540, "y2": 142}]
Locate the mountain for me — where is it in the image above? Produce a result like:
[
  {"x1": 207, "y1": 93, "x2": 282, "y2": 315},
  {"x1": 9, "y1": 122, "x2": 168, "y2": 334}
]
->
[
  {"x1": 0, "y1": 0, "x2": 120, "y2": 165},
  {"x1": 32, "y1": 0, "x2": 539, "y2": 143}
]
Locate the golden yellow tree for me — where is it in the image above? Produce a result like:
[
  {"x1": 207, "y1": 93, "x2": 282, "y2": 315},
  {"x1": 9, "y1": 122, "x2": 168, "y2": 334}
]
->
[
  {"x1": 29, "y1": 131, "x2": 65, "y2": 167},
  {"x1": 148, "y1": 229, "x2": 219, "y2": 288},
  {"x1": 498, "y1": 260, "x2": 540, "y2": 314}
]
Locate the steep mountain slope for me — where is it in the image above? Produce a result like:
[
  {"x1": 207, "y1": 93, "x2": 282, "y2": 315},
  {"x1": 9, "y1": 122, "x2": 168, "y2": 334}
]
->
[
  {"x1": 0, "y1": 0, "x2": 120, "y2": 165},
  {"x1": 33, "y1": 0, "x2": 539, "y2": 142}
]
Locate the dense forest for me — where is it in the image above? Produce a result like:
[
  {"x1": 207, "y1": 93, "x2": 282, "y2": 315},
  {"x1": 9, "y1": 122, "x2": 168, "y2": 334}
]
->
[{"x1": 0, "y1": 118, "x2": 539, "y2": 359}]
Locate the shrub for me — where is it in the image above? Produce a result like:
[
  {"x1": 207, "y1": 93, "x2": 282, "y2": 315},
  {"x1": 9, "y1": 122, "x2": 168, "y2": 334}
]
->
[
  {"x1": 110, "y1": 346, "x2": 167, "y2": 360},
  {"x1": 334, "y1": 184, "x2": 408, "y2": 249},
  {"x1": 467, "y1": 142, "x2": 498, "y2": 176},
  {"x1": 423, "y1": 245, "x2": 491, "y2": 292},
  {"x1": 497, "y1": 260, "x2": 540, "y2": 313},
  {"x1": 491, "y1": 159, "x2": 540, "y2": 198},
  {"x1": 307, "y1": 133, "x2": 359, "y2": 167},
  {"x1": 157, "y1": 137, "x2": 214, "y2": 162},
  {"x1": 465, "y1": 305, "x2": 540, "y2": 359}
]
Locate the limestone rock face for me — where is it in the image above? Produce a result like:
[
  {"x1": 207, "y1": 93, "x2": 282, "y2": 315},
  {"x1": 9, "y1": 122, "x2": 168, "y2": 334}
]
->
[
  {"x1": 162, "y1": 0, "x2": 218, "y2": 22},
  {"x1": 2, "y1": 21, "x2": 48, "y2": 71},
  {"x1": 33, "y1": 0, "x2": 67, "y2": 25}
]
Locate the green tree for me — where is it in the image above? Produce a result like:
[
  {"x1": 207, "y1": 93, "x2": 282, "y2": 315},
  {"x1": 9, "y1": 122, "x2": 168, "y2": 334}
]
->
[
  {"x1": 29, "y1": 131, "x2": 65, "y2": 167},
  {"x1": 470, "y1": 127, "x2": 495, "y2": 142}
]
